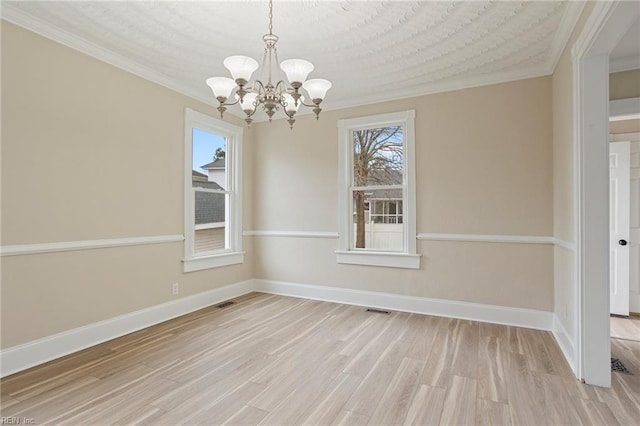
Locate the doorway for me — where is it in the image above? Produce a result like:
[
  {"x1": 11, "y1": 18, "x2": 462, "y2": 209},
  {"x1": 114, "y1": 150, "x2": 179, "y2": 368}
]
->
[{"x1": 575, "y1": 2, "x2": 640, "y2": 387}]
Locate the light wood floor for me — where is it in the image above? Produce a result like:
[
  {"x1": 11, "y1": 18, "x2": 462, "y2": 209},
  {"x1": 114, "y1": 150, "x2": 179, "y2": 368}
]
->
[
  {"x1": 1, "y1": 293, "x2": 639, "y2": 425},
  {"x1": 611, "y1": 315, "x2": 640, "y2": 342}
]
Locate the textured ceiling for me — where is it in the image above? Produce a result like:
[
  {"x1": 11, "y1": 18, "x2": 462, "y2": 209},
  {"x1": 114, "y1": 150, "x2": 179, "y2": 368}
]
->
[{"x1": 2, "y1": 1, "x2": 583, "y2": 119}]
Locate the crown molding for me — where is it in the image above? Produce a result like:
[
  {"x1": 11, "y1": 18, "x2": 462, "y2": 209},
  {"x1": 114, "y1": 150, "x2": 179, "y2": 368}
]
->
[
  {"x1": 0, "y1": 6, "x2": 247, "y2": 119},
  {"x1": 546, "y1": 1, "x2": 586, "y2": 75},
  {"x1": 610, "y1": 56, "x2": 640, "y2": 73}
]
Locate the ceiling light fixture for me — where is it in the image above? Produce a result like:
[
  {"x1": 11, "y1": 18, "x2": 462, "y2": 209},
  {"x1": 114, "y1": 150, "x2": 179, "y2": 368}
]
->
[{"x1": 206, "y1": 0, "x2": 332, "y2": 129}]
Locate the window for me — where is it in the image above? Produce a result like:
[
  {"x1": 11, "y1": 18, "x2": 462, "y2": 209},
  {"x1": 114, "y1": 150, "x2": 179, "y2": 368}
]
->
[
  {"x1": 183, "y1": 108, "x2": 244, "y2": 272},
  {"x1": 337, "y1": 110, "x2": 420, "y2": 269}
]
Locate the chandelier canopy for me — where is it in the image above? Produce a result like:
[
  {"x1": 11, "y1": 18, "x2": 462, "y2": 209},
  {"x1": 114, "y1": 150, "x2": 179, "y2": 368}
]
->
[{"x1": 206, "y1": 0, "x2": 332, "y2": 129}]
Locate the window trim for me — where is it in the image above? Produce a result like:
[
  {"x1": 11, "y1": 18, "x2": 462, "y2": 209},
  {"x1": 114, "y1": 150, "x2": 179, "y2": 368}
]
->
[
  {"x1": 183, "y1": 108, "x2": 244, "y2": 272},
  {"x1": 336, "y1": 110, "x2": 420, "y2": 269}
]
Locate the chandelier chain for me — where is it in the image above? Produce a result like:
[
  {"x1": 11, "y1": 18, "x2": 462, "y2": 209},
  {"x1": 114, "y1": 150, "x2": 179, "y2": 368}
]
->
[{"x1": 268, "y1": 0, "x2": 273, "y2": 36}]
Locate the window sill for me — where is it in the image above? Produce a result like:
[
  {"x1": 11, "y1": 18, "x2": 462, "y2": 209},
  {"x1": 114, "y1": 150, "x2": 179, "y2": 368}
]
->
[
  {"x1": 183, "y1": 251, "x2": 245, "y2": 272},
  {"x1": 335, "y1": 250, "x2": 421, "y2": 269}
]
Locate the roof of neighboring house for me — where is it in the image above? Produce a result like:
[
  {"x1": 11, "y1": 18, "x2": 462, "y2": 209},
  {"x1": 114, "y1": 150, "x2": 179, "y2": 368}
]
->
[
  {"x1": 356, "y1": 168, "x2": 402, "y2": 200},
  {"x1": 192, "y1": 170, "x2": 208, "y2": 182},
  {"x1": 368, "y1": 188, "x2": 402, "y2": 200},
  {"x1": 193, "y1": 180, "x2": 225, "y2": 225},
  {"x1": 192, "y1": 180, "x2": 223, "y2": 190},
  {"x1": 201, "y1": 158, "x2": 225, "y2": 170}
]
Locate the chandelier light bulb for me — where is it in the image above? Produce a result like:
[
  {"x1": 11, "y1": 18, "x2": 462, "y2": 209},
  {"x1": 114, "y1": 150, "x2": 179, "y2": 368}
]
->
[
  {"x1": 223, "y1": 56, "x2": 259, "y2": 83},
  {"x1": 280, "y1": 59, "x2": 314, "y2": 86},
  {"x1": 206, "y1": 77, "x2": 237, "y2": 100},
  {"x1": 303, "y1": 78, "x2": 332, "y2": 102},
  {"x1": 239, "y1": 92, "x2": 258, "y2": 112}
]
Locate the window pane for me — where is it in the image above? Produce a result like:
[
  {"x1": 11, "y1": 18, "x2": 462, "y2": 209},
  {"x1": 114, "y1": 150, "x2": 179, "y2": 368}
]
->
[
  {"x1": 352, "y1": 126, "x2": 403, "y2": 187},
  {"x1": 194, "y1": 191, "x2": 227, "y2": 253},
  {"x1": 192, "y1": 127, "x2": 228, "y2": 254},
  {"x1": 353, "y1": 190, "x2": 404, "y2": 251},
  {"x1": 193, "y1": 128, "x2": 227, "y2": 190}
]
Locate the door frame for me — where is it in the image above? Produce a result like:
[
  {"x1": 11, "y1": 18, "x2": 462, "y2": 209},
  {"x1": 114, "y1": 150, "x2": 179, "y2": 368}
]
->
[{"x1": 573, "y1": 1, "x2": 639, "y2": 387}]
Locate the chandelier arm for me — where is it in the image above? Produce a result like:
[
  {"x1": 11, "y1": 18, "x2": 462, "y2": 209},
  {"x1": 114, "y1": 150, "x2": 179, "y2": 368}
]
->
[
  {"x1": 274, "y1": 80, "x2": 288, "y2": 94},
  {"x1": 220, "y1": 97, "x2": 240, "y2": 107},
  {"x1": 298, "y1": 99, "x2": 321, "y2": 108},
  {"x1": 253, "y1": 80, "x2": 267, "y2": 94}
]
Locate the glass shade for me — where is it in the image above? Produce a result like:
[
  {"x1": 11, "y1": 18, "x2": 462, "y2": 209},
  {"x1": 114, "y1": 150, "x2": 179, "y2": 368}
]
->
[
  {"x1": 282, "y1": 93, "x2": 305, "y2": 113},
  {"x1": 206, "y1": 77, "x2": 237, "y2": 99},
  {"x1": 303, "y1": 78, "x2": 332, "y2": 101},
  {"x1": 239, "y1": 92, "x2": 258, "y2": 111},
  {"x1": 223, "y1": 56, "x2": 259, "y2": 82},
  {"x1": 280, "y1": 59, "x2": 314, "y2": 84}
]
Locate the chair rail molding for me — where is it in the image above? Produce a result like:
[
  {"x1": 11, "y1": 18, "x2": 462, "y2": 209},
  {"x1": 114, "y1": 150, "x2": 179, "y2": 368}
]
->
[{"x1": 0, "y1": 235, "x2": 185, "y2": 256}]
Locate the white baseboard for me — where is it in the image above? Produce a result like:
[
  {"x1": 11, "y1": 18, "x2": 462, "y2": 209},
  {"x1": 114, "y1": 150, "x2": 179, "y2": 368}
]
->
[
  {"x1": 254, "y1": 279, "x2": 553, "y2": 331},
  {"x1": 0, "y1": 280, "x2": 254, "y2": 378},
  {"x1": 552, "y1": 314, "x2": 576, "y2": 375},
  {"x1": 1, "y1": 278, "x2": 567, "y2": 378}
]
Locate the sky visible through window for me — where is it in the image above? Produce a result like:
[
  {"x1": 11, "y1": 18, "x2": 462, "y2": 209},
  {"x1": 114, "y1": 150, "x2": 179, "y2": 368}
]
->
[{"x1": 193, "y1": 128, "x2": 225, "y2": 173}]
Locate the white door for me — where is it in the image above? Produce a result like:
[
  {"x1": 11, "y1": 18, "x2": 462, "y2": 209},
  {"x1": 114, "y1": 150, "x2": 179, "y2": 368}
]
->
[{"x1": 610, "y1": 141, "x2": 630, "y2": 316}]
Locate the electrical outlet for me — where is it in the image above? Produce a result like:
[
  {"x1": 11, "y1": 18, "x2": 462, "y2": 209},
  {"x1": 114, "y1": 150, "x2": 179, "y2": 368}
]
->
[{"x1": 172, "y1": 283, "x2": 179, "y2": 296}]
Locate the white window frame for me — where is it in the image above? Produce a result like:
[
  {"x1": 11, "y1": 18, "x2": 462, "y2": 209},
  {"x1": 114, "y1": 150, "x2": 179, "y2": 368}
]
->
[
  {"x1": 336, "y1": 110, "x2": 420, "y2": 269},
  {"x1": 183, "y1": 108, "x2": 244, "y2": 272}
]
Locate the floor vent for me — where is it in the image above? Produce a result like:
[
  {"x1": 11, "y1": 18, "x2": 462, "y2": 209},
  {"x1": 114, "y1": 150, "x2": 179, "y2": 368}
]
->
[
  {"x1": 611, "y1": 358, "x2": 631, "y2": 374},
  {"x1": 366, "y1": 308, "x2": 391, "y2": 315},
  {"x1": 216, "y1": 301, "x2": 235, "y2": 309}
]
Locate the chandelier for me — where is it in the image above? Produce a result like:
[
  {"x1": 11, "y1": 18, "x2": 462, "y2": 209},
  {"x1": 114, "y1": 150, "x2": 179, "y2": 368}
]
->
[{"x1": 206, "y1": 0, "x2": 332, "y2": 129}]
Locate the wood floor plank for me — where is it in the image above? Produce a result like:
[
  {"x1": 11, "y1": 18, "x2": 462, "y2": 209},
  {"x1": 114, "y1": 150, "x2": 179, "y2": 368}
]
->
[
  {"x1": 611, "y1": 316, "x2": 640, "y2": 341},
  {"x1": 420, "y1": 317, "x2": 460, "y2": 388},
  {"x1": 535, "y1": 371, "x2": 583, "y2": 425},
  {"x1": 476, "y1": 399, "x2": 512, "y2": 426},
  {"x1": 569, "y1": 396, "x2": 622, "y2": 425},
  {"x1": 439, "y1": 375, "x2": 477, "y2": 425},
  {"x1": 55, "y1": 376, "x2": 177, "y2": 425},
  {"x1": 222, "y1": 405, "x2": 269, "y2": 425},
  {"x1": 477, "y1": 335, "x2": 508, "y2": 403},
  {"x1": 112, "y1": 404, "x2": 166, "y2": 426},
  {"x1": 250, "y1": 352, "x2": 349, "y2": 415},
  {"x1": 405, "y1": 315, "x2": 440, "y2": 361},
  {"x1": 368, "y1": 357, "x2": 424, "y2": 425},
  {"x1": 594, "y1": 373, "x2": 640, "y2": 424},
  {"x1": 503, "y1": 352, "x2": 547, "y2": 426},
  {"x1": 299, "y1": 373, "x2": 362, "y2": 425},
  {"x1": 150, "y1": 351, "x2": 275, "y2": 412},
  {"x1": 186, "y1": 381, "x2": 266, "y2": 425},
  {"x1": 2, "y1": 293, "x2": 637, "y2": 425},
  {"x1": 338, "y1": 311, "x2": 398, "y2": 358},
  {"x1": 403, "y1": 384, "x2": 446, "y2": 426},
  {"x1": 451, "y1": 320, "x2": 480, "y2": 379},
  {"x1": 342, "y1": 312, "x2": 410, "y2": 378},
  {"x1": 332, "y1": 409, "x2": 370, "y2": 426},
  {"x1": 343, "y1": 338, "x2": 411, "y2": 416}
]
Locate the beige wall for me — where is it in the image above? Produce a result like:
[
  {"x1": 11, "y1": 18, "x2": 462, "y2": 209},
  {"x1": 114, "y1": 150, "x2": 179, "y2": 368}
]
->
[
  {"x1": 609, "y1": 68, "x2": 639, "y2": 135},
  {"x1": 1, "y1": 22, "x2": 255, "y2": 348},
  {"x1": 610, "y1": 69, "x2": 640, "y2": 100},
  {"x1": 551, "y1": 2, "x2": 595, "y2": 340},
  {"x1": 252, "y1": 77, "x2": 554, "y2": 311},
  {"x1": 610, "y1": 119, "x2": 640, "y2": 134}
]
